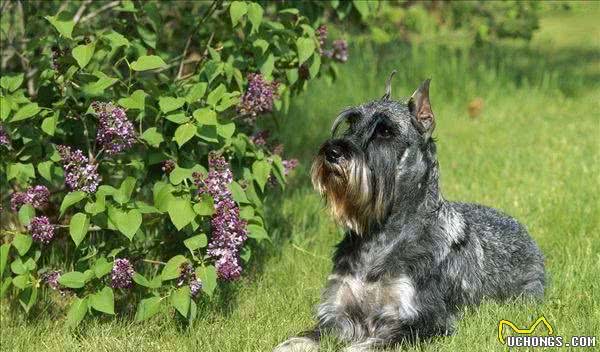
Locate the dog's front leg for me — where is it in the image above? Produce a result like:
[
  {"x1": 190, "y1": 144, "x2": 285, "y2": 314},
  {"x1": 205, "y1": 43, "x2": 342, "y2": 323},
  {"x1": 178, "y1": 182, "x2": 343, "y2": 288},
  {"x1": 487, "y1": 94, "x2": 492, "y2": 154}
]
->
[
  {"x1": 273, "y1": 329, "x2": 320, "y2": 352},
  {"x1": 342, "y1": 338, "x2": 386, "y2": 352}
]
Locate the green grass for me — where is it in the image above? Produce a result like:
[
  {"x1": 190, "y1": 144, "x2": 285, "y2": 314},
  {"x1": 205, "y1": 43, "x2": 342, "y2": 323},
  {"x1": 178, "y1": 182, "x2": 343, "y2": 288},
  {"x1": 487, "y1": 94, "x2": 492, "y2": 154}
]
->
[{"x1": 2, "y1": 5, "x2": 599, "y2": 352}]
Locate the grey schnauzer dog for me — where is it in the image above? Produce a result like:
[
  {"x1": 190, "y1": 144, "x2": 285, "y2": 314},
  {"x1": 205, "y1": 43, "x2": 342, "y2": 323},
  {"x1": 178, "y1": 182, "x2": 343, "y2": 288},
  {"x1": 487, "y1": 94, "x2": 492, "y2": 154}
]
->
[{"x1": 274, "y1": 73, "x2": 545, "y2": 352}]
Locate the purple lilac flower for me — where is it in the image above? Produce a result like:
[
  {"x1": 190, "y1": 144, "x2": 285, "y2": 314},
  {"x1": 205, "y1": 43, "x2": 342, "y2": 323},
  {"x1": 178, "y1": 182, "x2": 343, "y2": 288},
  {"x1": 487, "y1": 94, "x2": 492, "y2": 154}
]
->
[
  {"x1": 28, "y1": 216, "x2": 55, "y2": 244},
  {"x1": 193, "y1": 154, "x2": 247, "y2": 281},
  {"x1": 189, "y1": 278, "x2": 202, "y2": 298},
  {"x1": 41, "y1": 270, "x2": 61, "y2": 290},
  {"x1": 177, "y1": 262, "x2": 203, "y2": 298},
  {"x1": 250, "y1": 130, "x2": 270, "y2": 146},
  {"x1": 57, "y1": 145, "x2": 101, "y2": 193},
  {"x1": 324, "y1": 39, "x2": 349, "y2": 63},
  {"x1": 10, "y1": 192, "x2": 30, "y2": 211},
  {"x1": 0, "y1": 124, "x2": 10, "y2": 148},
  {"x1": 110, "y1": 258, "x2": 134, "y2": 289},
  {"x1": 92, "y1": 101, "x2": 136, "y2": 155},
  {"x1": 51, "y1": 46, "x2": 62, "y2": 70},
  {"x1": 238, "y1": 73, "x2": 279, "y2": 120},
  {"x1": 10, "y1": 185, "x2": 50, "y2": 211},
  {"x1": 162, "y1": 159, "x2": 176, "y2": 175},
  {"x1": 29, "y1": 185, "x2": 50, "y2": 208},
  {"x1": 282, "y1": 159, "x2": 299, "y2": 176},
  {"x1": 316, "y1": 25, "x2": 328, "y2": 54}
]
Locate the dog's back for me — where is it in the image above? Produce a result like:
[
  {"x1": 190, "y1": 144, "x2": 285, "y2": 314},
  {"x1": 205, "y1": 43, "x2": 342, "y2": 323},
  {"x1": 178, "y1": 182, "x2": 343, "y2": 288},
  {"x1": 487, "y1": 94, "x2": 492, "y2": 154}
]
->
[{"x1": 447, "y1": 202, "x2": 545, "y2": 304}]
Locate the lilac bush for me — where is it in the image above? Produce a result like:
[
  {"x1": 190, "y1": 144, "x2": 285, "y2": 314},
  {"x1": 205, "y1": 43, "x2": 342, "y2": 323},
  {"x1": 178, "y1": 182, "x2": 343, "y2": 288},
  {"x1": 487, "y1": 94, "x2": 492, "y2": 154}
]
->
[{"x1": 0, "y1": 0, "x2": 351, "y2": 326}]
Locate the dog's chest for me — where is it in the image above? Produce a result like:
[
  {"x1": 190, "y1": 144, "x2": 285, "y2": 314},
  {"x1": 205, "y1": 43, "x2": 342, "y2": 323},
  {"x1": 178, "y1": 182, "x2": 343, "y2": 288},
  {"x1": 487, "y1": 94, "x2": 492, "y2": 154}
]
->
[{"x1": 321, "y1": 273, "x2": 419, "y2": 320}]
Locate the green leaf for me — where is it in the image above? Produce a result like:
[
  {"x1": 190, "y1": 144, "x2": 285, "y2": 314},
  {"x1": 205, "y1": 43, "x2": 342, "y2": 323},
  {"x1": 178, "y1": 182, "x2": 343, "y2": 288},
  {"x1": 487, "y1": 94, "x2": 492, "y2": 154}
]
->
[
  {"x1": 72, "y1": 43, "x2": 95, "y2": 68},
  {"x1": 161, "y1": 255, "x2": 187, "y2": 280},
  {"x1": 45, "y1": 12, "x2": 75, "y2": 39},
  {"x1": 193, "y1": 194, "x2": 214, "y2": 216},
  {"x1": 0, "y1": 96, "x2": 11, "y2": 120},
  {"x1": 60, "y1": 191, "x2": 86, "y2": 216},
  {"x1": 41, "y1": 110, "x2": 59, "y2": 136},
  {"x1": 193, "y1": 108, "x2": 217, "y2": 125},
  {"x1": 165, "y1": 112, "x2": 190, "y2": 124},
  {"x1": 103, "y1": 31, "x2": 130, "y2": 49},
  {"x1": 18, "y1": 204, "x2": 35, "y2": 227},
  {"x1": 158, "y1": 96, "x2": 186, "y2": 113},
  {"x1": 252, "y1": 160, "x2": 272, "y2": 191},
  {"x1": 93, "y1": 258, "x2": 113, "y2": 278},
  {"x1": 69, "y1": 212, "x2": 89, "y2": 247},
  {"x1": 169, "y1": 166, "x2": 192, "y2": 185},
  {"x1": 84, "y1": 193, "x2": 106, "y2": 215},
  {"x1": 183, "y1": 234, "x2": 208, "y2": 251},
  {"x1": 11, "y1": 258, "x2": 27, "y2": 275},
  {"x1": 58, "y1": 271, "x2": 86, "y2": 288},
  {"x1": 7, "y1": 163, "x2": 35, "y2": 182},
  {"x1": 90, "y1": 287, "x2": 114, "y2": 315},
  {"x1": 82, "y1": 72, "x2": 117, "y2": 96},
  {"x1": 18, "y1": 286, "x2": 38, "y2": 313},
  {"x1": 130, "y1": 55, "x2": 166, "y2": 71},
  {"x1": 196, "y1": 265, "x2": 217, "y2": 297},
  {"x1": 107, "y1": 206, "x2": 141, "y2": 240},
  {"x1": 135, "y1": 296, "x2": 161, "y2": 321},
  {"x1": 170, "y1": 286, "x2": 191, "y2": 317},
  {"x1": 198, "y1": 126, "x2": 218, "y2": 143},
  {"x1": 0, "y1": 277, "x2": 11, "y2": 297},
  {"x1": 248, "y1": 224, "x2": 269, "y2": 242},
  {"x1": 217, "y1": 122, "x2": 235, "y2": 139},
  {"x1": 259, "y1": 53, "x2": 275, "y2": 79},
  {"x1": 12, "y1": 234, "x2": 32, "y2": 256},
  {"x1": 168, "y1": 197, "x2": 196, "y2": 230},
  {"x1": 114, "y1": 177, "x2": 136, "y2": 204},
  {"x1": 186, "y1": 82, "x2": 207, "y2": 104},
  {"x1": 37, "y1": 161, "x2": 55, "y2": 182},
  {"x1": 0, "y1": 73, "x2": 24, "y2": 92},
  {"x1": 12, "y1": 274, "x2": 30, "y2": 289},
  {"x1": 0, "y1": 244, "x2": 10, "y2": 276},
  {"x1": 12, "y1": 103, "x2": 40, "y2": 122},
  {"x1": 66, "y1": 297, "x2": 88, "y2": 328},
  {"x1": 206, "y1": 84, "x2": 226, "y2": 107},
  {"x1": 228, "y1": 181, "x2": 249, "y2": 204},
  {"x1": 174, "y1": 123, "x2": 196, "y2": 147},
  {"x1": 247, "y1": 2, "x2": 264, "y2": 33},
  {"x1": 141, "y1": 127, "x2": 163, "y2": 147},
  {"x1": 153, "y1": 182, "x2": 174, "y2": 212},
  {"x1": 229, "y1": 1, "x2": 248, "y2": 26},
  {"x1": 353, "y1": 0, "x2": 370, "y2": 19},
  {"x1": 296, "y1": 37, "x2": 315, "y2": 65},
  {"x1": 133, "y1": 272, "x2": 151, "y2": 287},
  {"x1": 118, "y1": 90, "x2": 146, "y2": 110}
]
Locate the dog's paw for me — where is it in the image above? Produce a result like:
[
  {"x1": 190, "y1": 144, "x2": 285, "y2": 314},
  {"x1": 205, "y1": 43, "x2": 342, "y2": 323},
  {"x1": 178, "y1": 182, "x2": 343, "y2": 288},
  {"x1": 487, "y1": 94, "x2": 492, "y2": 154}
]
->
[{"x1": 273, "y1": 337, "x2": 319, "y2": 352}]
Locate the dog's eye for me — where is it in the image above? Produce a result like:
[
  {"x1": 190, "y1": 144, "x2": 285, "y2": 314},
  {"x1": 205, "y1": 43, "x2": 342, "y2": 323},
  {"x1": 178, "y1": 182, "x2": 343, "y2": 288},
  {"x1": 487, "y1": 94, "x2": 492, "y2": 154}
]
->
[{"x1": 374, "y1": 123, "x2": 393, "y2": 139}]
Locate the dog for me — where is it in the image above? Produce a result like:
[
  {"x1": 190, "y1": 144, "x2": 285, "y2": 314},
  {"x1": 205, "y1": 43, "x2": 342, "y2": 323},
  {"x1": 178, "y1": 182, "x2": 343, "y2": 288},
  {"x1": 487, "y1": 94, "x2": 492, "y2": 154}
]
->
[{"x1": 274, "y1": 72, "x2": 545, "y2": 352}]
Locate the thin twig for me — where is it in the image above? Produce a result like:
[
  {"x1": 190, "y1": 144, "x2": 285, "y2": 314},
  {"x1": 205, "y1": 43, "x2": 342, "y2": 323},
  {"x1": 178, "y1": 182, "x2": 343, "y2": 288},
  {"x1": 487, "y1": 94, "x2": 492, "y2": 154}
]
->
[
  {"x1": 143, "y1": 259, "x2": 167, "y2": 265},
  {"x1": 177, "y1": 36, "x2": 193, "y2": 79},
  {"x1": 177, "y1": 33, "x2": 214, "y2": 81},
  {"x1": 80, "y1": 0, "x2": 120, "y2": 23},
  {"x1": 73, "y1": 0, "x2": 93, "y2": 24},
  {"x1": 292, "y1": 244, "x2": 329, "y2": 261},
  {"x1": 176, "y1": 0, "x2": 222, "y2": 80},
  {"x1": 81, "y1": 116, "x2": 95, "y2": 160}
]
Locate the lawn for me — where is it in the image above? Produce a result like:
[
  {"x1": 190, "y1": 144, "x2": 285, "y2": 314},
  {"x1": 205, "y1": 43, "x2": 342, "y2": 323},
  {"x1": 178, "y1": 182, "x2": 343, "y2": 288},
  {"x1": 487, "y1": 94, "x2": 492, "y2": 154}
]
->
[{"x1": 2, "y1": 4, "x2": 599, "y2": 352}]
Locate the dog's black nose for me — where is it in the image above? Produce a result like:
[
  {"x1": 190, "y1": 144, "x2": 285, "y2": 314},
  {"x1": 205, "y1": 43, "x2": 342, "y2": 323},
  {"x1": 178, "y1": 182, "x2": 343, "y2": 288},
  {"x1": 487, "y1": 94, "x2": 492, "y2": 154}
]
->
[{"x1": 325, "y1": 146, "x2": 342, "y2": 163}]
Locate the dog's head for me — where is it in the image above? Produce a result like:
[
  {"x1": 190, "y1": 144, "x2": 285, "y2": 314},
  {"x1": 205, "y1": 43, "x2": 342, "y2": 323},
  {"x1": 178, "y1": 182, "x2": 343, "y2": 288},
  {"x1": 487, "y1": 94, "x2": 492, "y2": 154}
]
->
[{"x1": 311, "y1": 72, "x2": 438, "y2": 235}]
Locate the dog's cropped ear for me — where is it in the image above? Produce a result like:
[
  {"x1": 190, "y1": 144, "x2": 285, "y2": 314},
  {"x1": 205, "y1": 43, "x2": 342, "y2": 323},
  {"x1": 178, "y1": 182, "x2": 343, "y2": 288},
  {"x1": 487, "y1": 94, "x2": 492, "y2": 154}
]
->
[
  {"x1": 381, "y1": 70, "x2": 397, "y2": 101},
  {"x1": 408, "y1": 79, "x2": 435, "y2": 138}
]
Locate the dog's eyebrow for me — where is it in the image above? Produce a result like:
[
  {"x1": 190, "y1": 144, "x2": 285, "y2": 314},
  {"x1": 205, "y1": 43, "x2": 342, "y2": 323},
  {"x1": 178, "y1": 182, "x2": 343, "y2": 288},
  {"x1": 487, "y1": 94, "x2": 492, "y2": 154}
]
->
[{"x1": 331, "y1": 108, "x2": 360, "y2": 137}]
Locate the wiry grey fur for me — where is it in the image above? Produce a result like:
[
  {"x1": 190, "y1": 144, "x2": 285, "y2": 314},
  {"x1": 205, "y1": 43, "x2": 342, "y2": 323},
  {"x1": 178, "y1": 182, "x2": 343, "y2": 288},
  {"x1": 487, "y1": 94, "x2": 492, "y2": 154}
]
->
[{"x1": 274, "y1": 76, "x2": 545, "y2": 352}]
